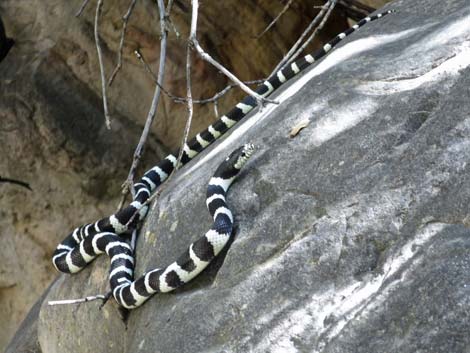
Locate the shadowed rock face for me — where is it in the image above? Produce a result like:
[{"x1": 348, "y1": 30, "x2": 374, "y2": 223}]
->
[
  {"x1": 7, "y1": 0, "x2": 470, "y2": 352},
  {"x1": 0, "y1": 17, "x2": 14, "y2": 63}
]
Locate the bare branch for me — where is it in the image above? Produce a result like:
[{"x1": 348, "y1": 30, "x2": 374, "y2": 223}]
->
[
  {"x1": 75, "y1": 0, "x2": 91, "y2": 17},
  {"x1": 48, "y1": 294, "x2": 107, "y2": 306},
  {"x1": 125, "y1": 0, "x2": 279, "y2": 227},
  {"x1": 118, "y1": 0, "x2": 168, "y2": 206},
  {"x1": 0, "y1": 176, "x2": 32, "y2": 191},
  {"x1": 134, "y1": 49, "x2": 183, "y2": 102},
  {"x1": 269, "y1": 1, "x2": 331, "y2": 77},
  {"x1": 153, "y1": 0, "x2": 195, "y2": 187},
  {"x1": 163, "y1": 0, "x2": 181, "y2": 37},
  {"x1": 108, "y1": 0, "x2": 138, "y2": 86},
  {"x1": 94, "y1": 0, "x2": 111, "y2": 129},
  {"x1": 135, "y1": 49, "x2": 264, "y2": 105},
  {"x1": 188, "y1": 0, "x2": 277, "y2": 106},
  {"x1": 254, "y1": 0, "x2": 294, "y2": 39},
  {"x1": 191, "y1": 39, "x2": 277, "y2": 106},
  {"x1": 166, "y1": 0, "x2": 175, "y2": 14},
  {"x1": 287, "y1": 0, "x2": 338, "y2": 65},
  {"x1": 173, "y1": 8, "x2": 195, "y2": 172}
]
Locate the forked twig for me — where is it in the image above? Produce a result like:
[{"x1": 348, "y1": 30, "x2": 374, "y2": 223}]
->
[
  {"x1": 188, "y1": 0, "x2": 277, "y2": 106},
  {"x1": 117, "y1": 0, "x2": 168, "y2": 208},
  {"x1": 108, "y1": 0, "x2": 138, "y2": 86},
  {"x1": 269, "y1": 0, "x2": 332, "y2": 77},
  {"x1": 135, "y1": 49, "x2": 263, "y2": 106},
  {"x1": 287, "y1": 0, "x2": 338, "y2": 66}
]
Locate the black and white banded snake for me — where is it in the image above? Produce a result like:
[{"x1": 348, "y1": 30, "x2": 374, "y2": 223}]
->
[{"x1": 52, "y1": 11, "x2": 395, "y2": 309}]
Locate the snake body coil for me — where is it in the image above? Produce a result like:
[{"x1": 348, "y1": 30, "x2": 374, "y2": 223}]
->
[{"x1": 52, "y1": 11, "x2": 394, "y2": 308}]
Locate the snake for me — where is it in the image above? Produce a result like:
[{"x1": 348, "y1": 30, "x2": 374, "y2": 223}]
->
[
  {"x1": 59, "y1": 144, "x2": 254, "y2": 308},
  {"x1": 52, "y1": 11, "x2": 395, "y2": 308}
]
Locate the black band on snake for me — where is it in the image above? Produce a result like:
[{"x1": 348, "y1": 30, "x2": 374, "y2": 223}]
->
[{"x1": 52, "y1": 11, "x2": 394, "y2": 308}]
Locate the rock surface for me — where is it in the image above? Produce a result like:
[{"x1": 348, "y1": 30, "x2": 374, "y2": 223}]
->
[
  {"x1": 8, "y1": 0, "x2": 470, "y2": 352},
  {"x1": 0, "y1": 0, "x2": 347, "y2": 349}
]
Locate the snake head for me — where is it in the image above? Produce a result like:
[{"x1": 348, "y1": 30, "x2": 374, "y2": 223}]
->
[
  {"x1": 231, "y1": 143, "x2": 256, "y2": 170},
  {"x1": 213, "y1": 143, "x2": 256, "y2": 180}
]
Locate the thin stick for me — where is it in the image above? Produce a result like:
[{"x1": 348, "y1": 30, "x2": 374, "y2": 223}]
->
[
  {"x1": 166, "y1": 0, "x2": 175, "y2": 14},
  {"x1": 94, "y1": 0, "x2": 112, "y2": 129},
  {"x1": 48, "y1": 294, "x2": 107, "y2": 306},
  {"x1": 157, "y1": 0, "x2": 196, "y2": 185},
  {"x1": 76, "y1": 0, "x2": 91, "y2": 17},
  {"x1": 173, "y1": 2, "x2": 195, "y2": 172},
  {"x1": 134, "y1": 49, "x2": 181, "y2": 102},
  {"x1": 188, "y1": 0, "x2": 277, "y2": 106},
  {"x1": 254, "y1": 0, "x2": 294, "y2": 39},
  {"x1": 124, "y1": 0, "x2": 194, "y2": 228},
  {"x1": 118, "y1": 0, "x2": 168, "y2": 208},
  {"x1": 125, "y1": 0, "x2": 279, "y2": 227},
  {"x1": 108, "y1": 0, "x2": 138, "y2": 86},
  {"x1": 191, "y1": 39, "x2": 277, "y2": 106},
  {"x1": 287, "y1": 0, "x2": 338, "y2": 65},
  {"x1": 135, "y1": 49, "x2": 263, "y2": 104},
  {"x1": 0, "y1": 176, "x2": 32, "y2": 191},
  {"x1": 163, "y1": 0, "x2": 180, "y2": 38},
  {"x1": 269, "y1": 1, "x2": 331, "y2": 77}
]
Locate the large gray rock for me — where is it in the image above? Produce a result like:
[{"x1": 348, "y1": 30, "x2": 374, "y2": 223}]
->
[
  {"x1": 18, "y1": 0, "x2": 470, "y2": 351},
  {"x1": 0, "y1": 0, "x2": 342, "y2": 349}
]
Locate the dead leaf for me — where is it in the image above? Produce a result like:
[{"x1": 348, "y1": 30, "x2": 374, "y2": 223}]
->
[{"x1": 289, "y1": 118, "x2": 310, "y2": 138}]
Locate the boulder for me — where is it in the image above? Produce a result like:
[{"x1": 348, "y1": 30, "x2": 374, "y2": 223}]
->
[
  {"x1": 9, "y1": 0, "x2": 470, "y2": 351},
  {"x1": 0, "y1": 0, "x2": 341, "y2": 348}
]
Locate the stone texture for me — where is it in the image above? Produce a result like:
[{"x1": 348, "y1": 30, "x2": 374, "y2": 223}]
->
[
  {"x1": 32, "y1": 0, "x2": 470, "y2": 352},
  {"x1": 0, "y1": 0, "x2": 350, "y2": 350}
]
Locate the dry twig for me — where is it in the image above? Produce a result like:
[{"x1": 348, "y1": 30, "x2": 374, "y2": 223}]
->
[
  {"x1": 172, "y1": 0, "x2": 196, "y2": 173},
  {"x1": 269, "y1": 1, "x2": 333, "y2": 77},
  {"x1": 135, "y1": 49, "x2": 263, "y2": 107},
  {"x1": 191, "y1": 39, "x2": 277, "y2": 106},
  {"x1": 188, "y1": 0, "x2": 277, "y2": 107},
  {"x1": 118, "y1": 0, "x2": 168, "y2": 209},
  {"x1": 48, "y1": 294, "x2": 107, "y2": 306},
  {"x1": 287, "y1": 0, "x2": 338, "y2": 65},
  {"x1": 254, "y1": 0, "x2": 295, "y2": 39},
  {"x1": 75, "y1": 0, "x2": 91, "y2": 17},
  {"x1": 0, "y1": 176, "x2": 32, "y2": 191},
  {"x1": 164, "y1": 0, "x2": 180, "y2": 37},
  {"x1": 125, "y1": 0, "x2": 196, "y2": 221},
  {"x1": 94, "y1": 0, "x2": 111, "y2": 129},
  {"x1": 108, "y1": 0, "x2": 138, "y2": 86}
]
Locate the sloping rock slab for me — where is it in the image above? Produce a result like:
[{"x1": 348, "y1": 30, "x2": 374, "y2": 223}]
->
[{"x1": 36, "y1": 0, "x2": 470, "y2": 352}]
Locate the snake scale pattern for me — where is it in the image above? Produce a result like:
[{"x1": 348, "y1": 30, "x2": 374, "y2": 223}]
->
[{"x1": 52, "y1": 11, "x2": 394, "y2": 308}]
